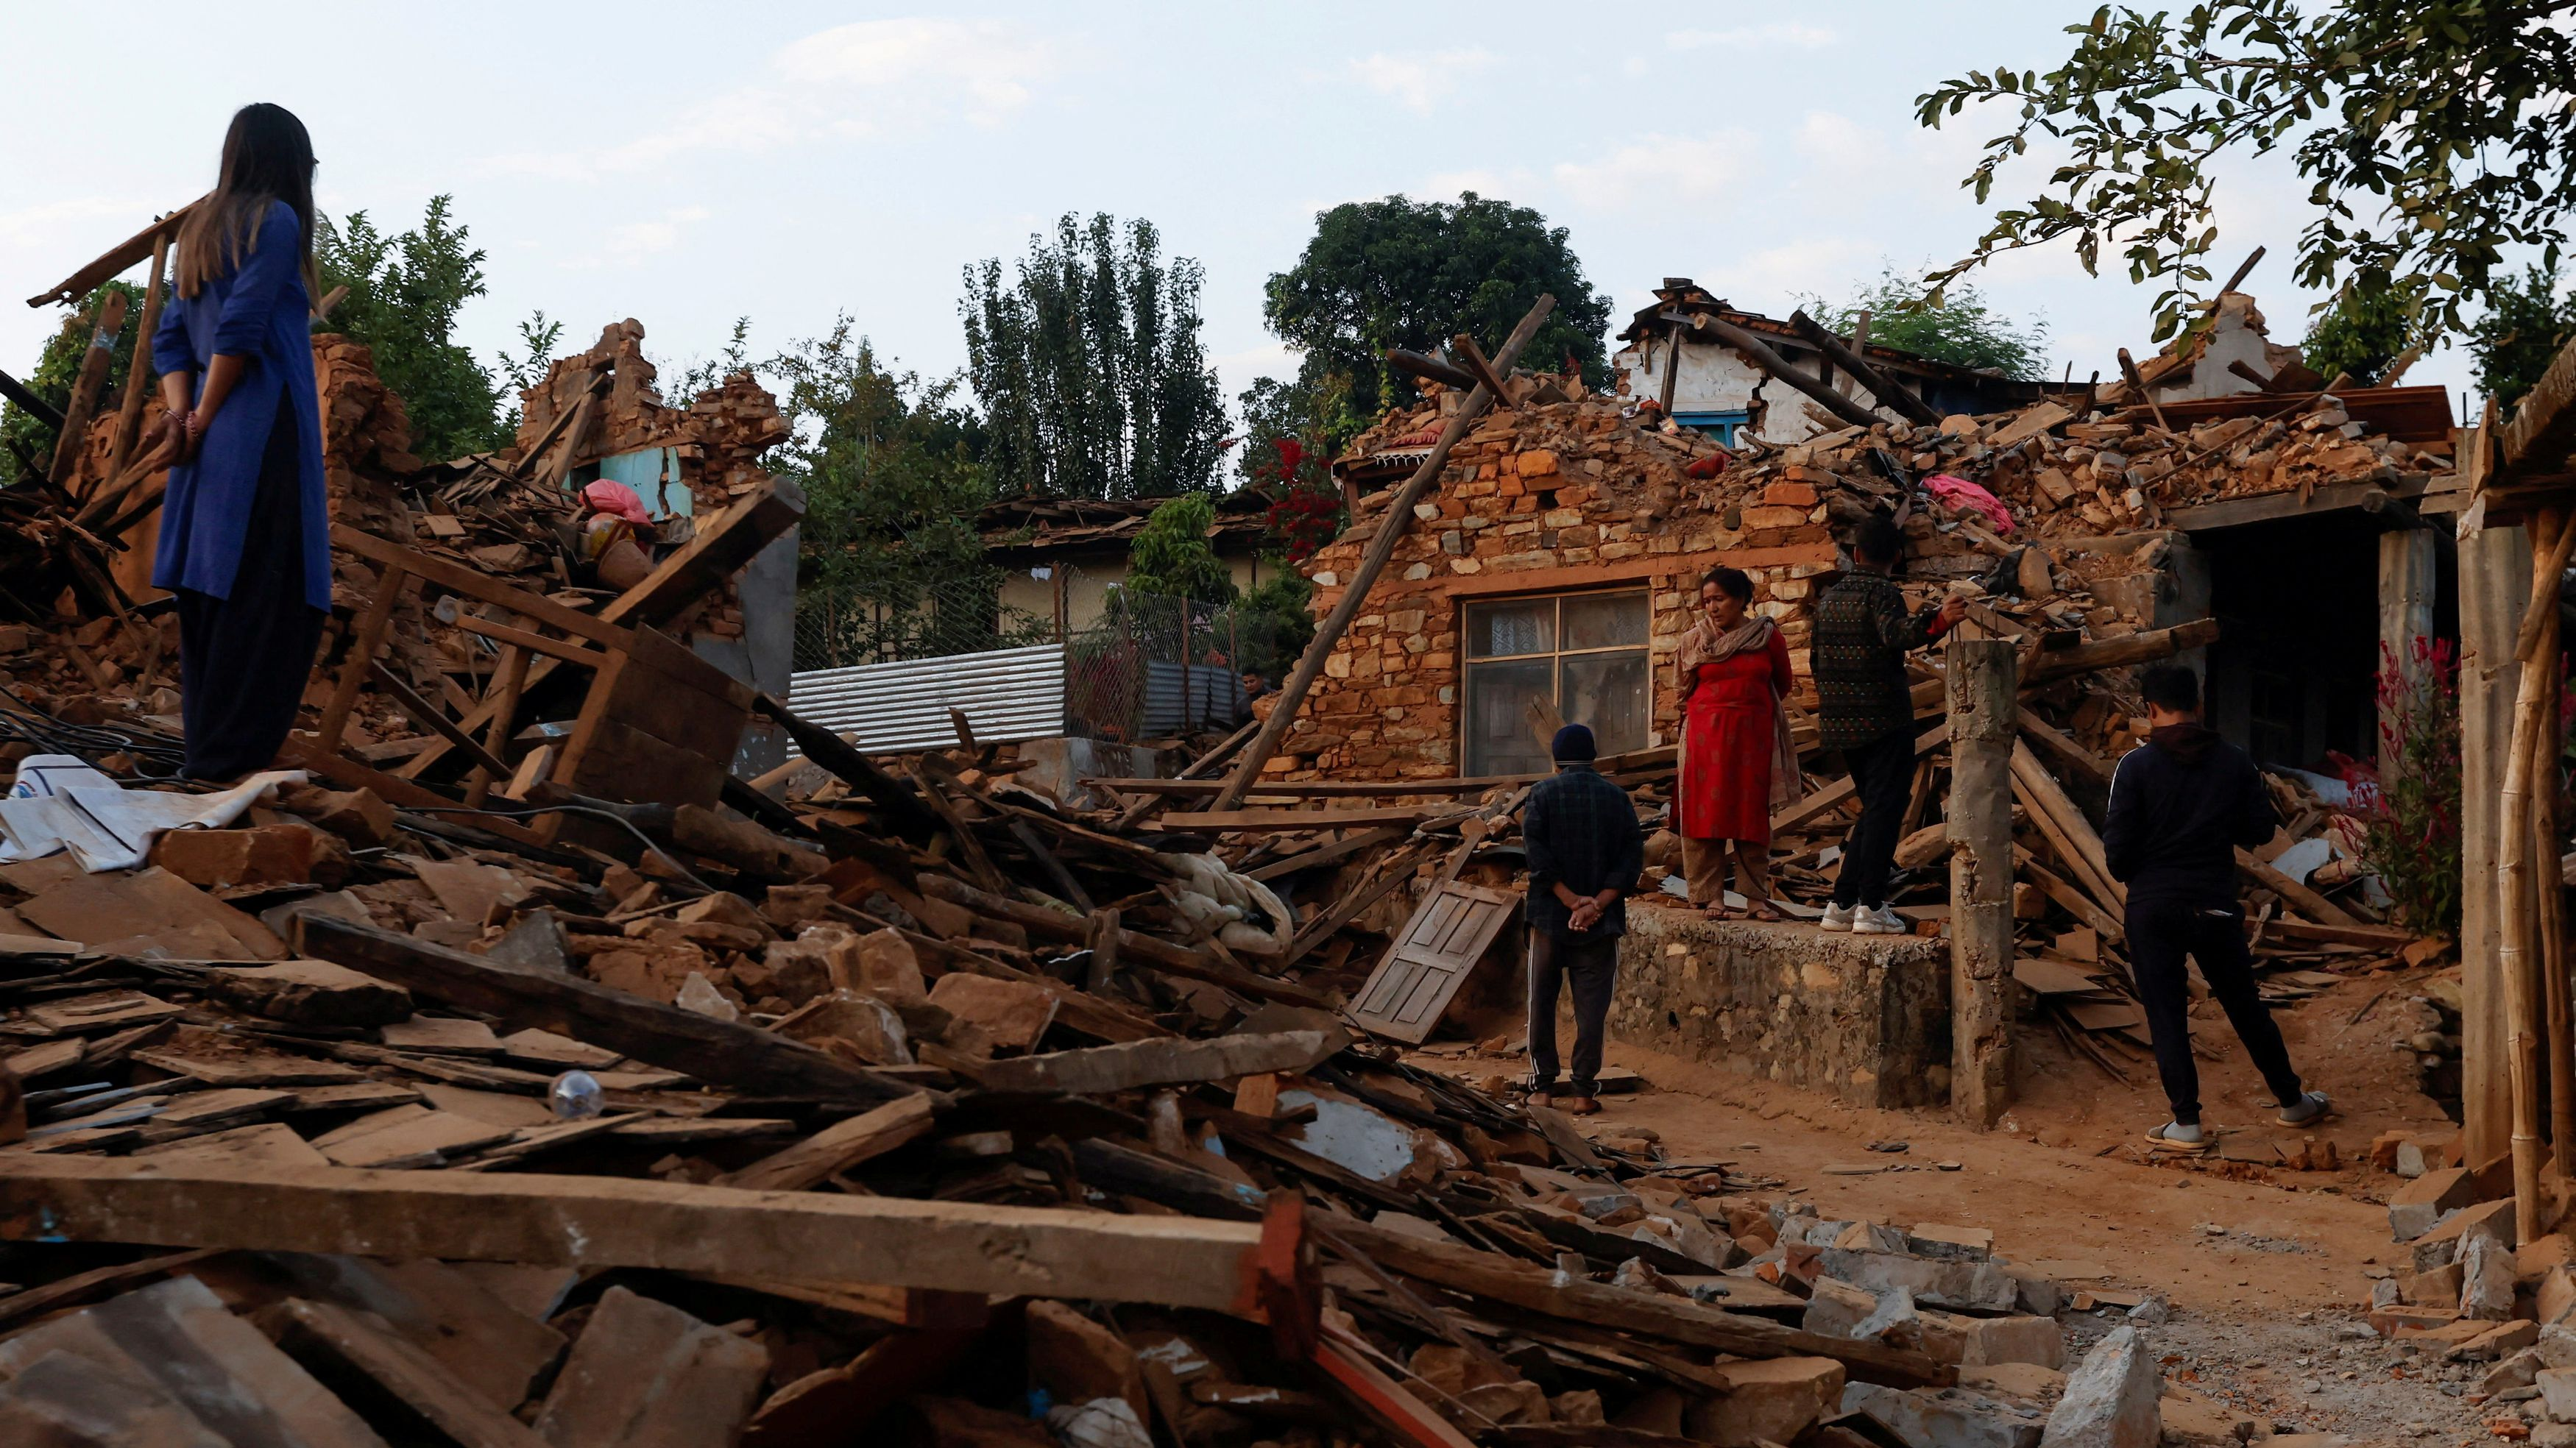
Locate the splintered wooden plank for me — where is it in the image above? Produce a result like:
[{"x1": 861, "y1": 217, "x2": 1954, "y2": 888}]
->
[
  {"x1": 314, "y1": 1107, "x2": 518, "y2": 1169},
  {"x1": 265, "y1": 1254, "x2": 567, "y2": 1413},
  {"x1": 135, "y1": 1026, "x2": 372, "y2": 1086},
  {"x1": 272, "y1": 1297, "x2": 549, "y2": 1448},
  {"x1": 0, "y1": 1274, "x2": 389, "y2": 1447},
  {"x1": 1349, "y1": 883, "x2": 1519, "y2": 1045},
  {"x1": 138, "y1": 1121, "x2": 331, "y2": 1168},
  {"x1": 2011, "y1": 958, "x2": 2112, "y2": 996},
  {"x1": 26, "y1": 991, "x2": 186, "y2": 1034},
  {"x1": 0, "y1": 1155, "x2": 1270, "y2": 1310},
  {"x1": 1144, "y1": 807, "x2": 1433, "y2": 832},
  {"x1": 715, "y1": 1094, "x2": 937, "y2": 1193},
  {"x1": 295, "y1": 915, "x2": 919, "y2": 1103},
  {"x1": 537, "y1": 1286, "x2": 769, "y2": 1448}
]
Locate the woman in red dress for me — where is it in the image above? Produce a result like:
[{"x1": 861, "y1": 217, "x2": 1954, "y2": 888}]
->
[{"x1": 1674, "y1": 567, "x2": 1800, "y2": 919}]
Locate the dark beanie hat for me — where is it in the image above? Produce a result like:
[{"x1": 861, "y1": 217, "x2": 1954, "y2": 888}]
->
[{"x1": 1550, "y1": 724, "x2": 1597, "y2": 762}]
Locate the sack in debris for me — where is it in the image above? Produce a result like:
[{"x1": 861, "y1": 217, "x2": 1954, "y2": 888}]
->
[{"x1": 0, "y1": 756, "x2": 307, "y2": 873}]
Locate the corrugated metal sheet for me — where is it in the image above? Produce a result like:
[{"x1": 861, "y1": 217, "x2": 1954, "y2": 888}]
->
[
  {"x1": 1142, "y1": 661, "x2": 1248, "y2": 736},
  {"x1": 788, "y1": 644, "x2": 1065, "y2": 754}
]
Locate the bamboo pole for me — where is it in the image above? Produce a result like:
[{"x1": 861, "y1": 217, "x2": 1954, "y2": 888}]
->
[
  {"x1": 1206, "y1": 294, "x2": 1556, "y2": 812},
  {"x1": 2499, "y1": 505, "x2": 2563, "y2": 1243}
]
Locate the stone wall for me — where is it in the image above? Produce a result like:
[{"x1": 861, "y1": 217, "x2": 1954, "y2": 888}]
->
[
  {"x1": 1279, "y1": 394, "x2": 1841, "y2": 781},
  {"x1": 1610, "y1": 906, "x2": 1953, "y2": 1108}
]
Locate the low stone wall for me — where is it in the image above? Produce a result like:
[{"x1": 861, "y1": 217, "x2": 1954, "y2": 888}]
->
[{"x1": 1609, "y1": 905, "x2": 1952, "y2": 1109}]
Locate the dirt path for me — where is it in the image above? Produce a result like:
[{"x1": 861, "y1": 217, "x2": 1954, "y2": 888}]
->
[{"x1": 1412, "y1": 968, "x2": 2516, "y2": 1443}]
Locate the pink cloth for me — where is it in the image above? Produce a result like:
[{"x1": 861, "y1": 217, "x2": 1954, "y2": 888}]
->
[
  {"x1": 583, "y1": 480, "x2": 652, "y2": 527},
  {"x1": 1927, "y1": 473, "x2": 2014, "y2": 533}
]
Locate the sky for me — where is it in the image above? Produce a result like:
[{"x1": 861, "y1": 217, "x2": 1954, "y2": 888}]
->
[{"x1": 0, "y1": 2, "x2": 2497, "y2": 448}]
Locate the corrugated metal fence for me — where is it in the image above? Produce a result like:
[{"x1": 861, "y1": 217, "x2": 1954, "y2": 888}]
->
[{"x1": 787, "y1": 644, "x2": 1066, "y2": 755}]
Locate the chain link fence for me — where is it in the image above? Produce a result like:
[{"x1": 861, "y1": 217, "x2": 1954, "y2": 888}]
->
[{"x1": 793, "y1": 571, "x2": 1053, "y2": 672}]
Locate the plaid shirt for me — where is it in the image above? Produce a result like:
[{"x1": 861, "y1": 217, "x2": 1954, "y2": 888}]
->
[
  {"x1": 1522, "y1": 763, "x2": 1645, "y2": 939},
  {"x1": 1812, "y1": 569, "x2": 1947, "y2": 751}
]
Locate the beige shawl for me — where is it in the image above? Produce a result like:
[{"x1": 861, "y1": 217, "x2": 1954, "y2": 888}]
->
[{"x1": 1677, "y1": 614, "x2": 1802, "y2": 814}]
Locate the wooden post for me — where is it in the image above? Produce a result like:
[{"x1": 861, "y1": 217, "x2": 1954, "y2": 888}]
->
[
  {"x1": 1206, "y1": 294, "x2": 1557, "y2": 812},
  {"x1": 2460, "y1": 405, "x2": 2525, "y2": 1166},
  {"x1": 2538, "y1": 581, "x2": 2574, "y2": 1160},
  {"x1": 1947, "y1": 637, "x2": 2016, "y2": 1126},
  {"x1": 103, "y1": 230, "x2": 170, "y2": 483},
  {"x1": 2377, "y1": 528, "x2": 2438, "y2": 759},
  {"x1": 1788, "y1": 310, "x2": 1942, "y2": 425},
  {"x1": 1696, "y1": 315, "x2": 1886, "y2": 430},
  {"x1": 2499, "y1": 505, "x2": 2564, "y2": 1243},
  {"x1": 1657, "y1": 327, "x2": 1682, "y2": 414},
  {"x1": 46, "y1": 289, "x2": 130, "y2": 490}
]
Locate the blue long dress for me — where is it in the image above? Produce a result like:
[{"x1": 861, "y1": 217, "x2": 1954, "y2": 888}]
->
[{"x1": 148, "y1": 199, "x2": 331, "y2": 778}]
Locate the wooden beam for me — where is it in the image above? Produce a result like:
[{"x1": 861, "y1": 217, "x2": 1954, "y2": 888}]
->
[
  {"x1": 2235, "y1": 846, "x2": 2361, "y2": 928},
  {"x1": 1695, "y1": 315, "x2": 1884, "y2": 429},
  {"x1": 2498, "y1": 329, "x2": 2576, "y2": 488},
  {"x1": 1328, "y1": 1218, "x2": 1950, "y2": 1390},
  {"x1": 1772, "y1": 721, "x2": 1948, "y2": 834},
  {"x1": 2164, "y1": 477, "x2": 2435, "y2": 533},
  {"x1": 1786, "y1": 310, "x2": 1941, "y2": 425},
  {"x1": 1386, "y1": 348, "x2": 1477, "y2": 392},
  {"x1": 1948, "y1": 639, "x2": 2017, "y2": 1129},
  {"x1": 913, "y1": 875, "x2": 1337, "y2": 1009},
  {"x1": 25, "y1": 198, "x2": 201, "y2": 309},
  {"x1": 1093, "y1": 776, "x2": 1536, "y2": 798},
  {"x1": 294, "y1": 914, "x2": 921, "y2": 1101},
  {"x1": 972, "y1": 1030, "x2": 1338, "y2": 1097},
  {"x1": 103, "y1": 230, "x2": 170, "y2": 482},
  {"x1": 46, "y1": 288, "x2": 128, "y2": 489},
  {"x1": 0, "y1": 1155, "x2": 1281, "y2": 1313},
  {"x1": 1145, "y1": 807, "x2": 1437, "y2": 832},
  {"x1": 1451, "y1": 333, "x2": 1513, "y2": 406},
  {"x1": 2020, "y1": 618, "x2": 2221, "y2": 686},
  {"x1": 1209, "y1": 295, "x2": 1558, "y2": 811},
  {"x1": 715, "y1": 1094, "x2": 937, "y2": 1193}
]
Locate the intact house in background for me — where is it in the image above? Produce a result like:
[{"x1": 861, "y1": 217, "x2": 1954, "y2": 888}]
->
[
  {"x1": 1609, "y1": 277, "x2": 2056, "y2": 445},
  {"x1": 980, "y1": 490, "x2": 1281, "y2": 636}
]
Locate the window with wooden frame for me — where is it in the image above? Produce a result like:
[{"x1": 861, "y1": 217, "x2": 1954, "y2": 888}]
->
[{"x1": 1460, "y1": 589, "x2": 1650, "y2": 777}]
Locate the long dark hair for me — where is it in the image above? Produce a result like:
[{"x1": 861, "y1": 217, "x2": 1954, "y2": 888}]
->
[{"x1": 175, "y1": 104, "x2": 317, "y2": 300}]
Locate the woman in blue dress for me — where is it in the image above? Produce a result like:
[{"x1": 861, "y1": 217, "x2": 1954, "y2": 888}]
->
[{"x1": 148, "y1": 104, "x2": 331, "y2": 780}]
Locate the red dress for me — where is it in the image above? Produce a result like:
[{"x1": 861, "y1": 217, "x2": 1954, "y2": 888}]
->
[{"x1": 1677, "y1": 630, "x2": 1794, "y2": 842}]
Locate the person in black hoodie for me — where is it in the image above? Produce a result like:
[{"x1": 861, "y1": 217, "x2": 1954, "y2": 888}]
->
[{"x1": 2103, "y1": 664, "x2": 2331, "y2": 1149}]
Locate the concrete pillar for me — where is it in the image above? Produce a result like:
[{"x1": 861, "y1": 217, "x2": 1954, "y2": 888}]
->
[
  {"x1": 2461, "y1": 522, "x2": 2531, "y2": 1165},
  {"x1": 2380, "y1": 529, "x2": 2439, "y2": 758},
  {"x1": 1947, "y1": 637, "x2": 2017, "y2": 1127}
]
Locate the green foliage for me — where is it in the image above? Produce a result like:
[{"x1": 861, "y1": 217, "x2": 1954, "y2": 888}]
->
[
  {"x1": 1915, "y1": 1, "x2": 2576, "y2": 344},
  {"x1": 668, "y1": 316, "x2": 752, "y2": 404},
  {"x1": 961, "y1": 213, "x2": 1228, "y2": 501},
  {"x1": 2301, "y1": 273, "x2": 2420, "y2": 386},
  {"x1": 1234, "y1": 374, "x2": 1345, "y2": 486},
  {"x1": 492, "y1": 309, "x2": 565, "y2": 428},
  {"x1": 1262, "y1": 192, "x2": 1613, "y2": 422},
  {"x1": 317, "y1": 196, "x2": 506, "y2": 461},
  {"x1": 1227, "y1": 565, "x2": 1315, "y2": 683},
  {"x1": 1798, "y1": 265, "x2": 2049, "y2": 377},
  {"x1": 1, "y1": 280, "x2": 146, "y2": 482},
  {"x1": 767, "y1": 316, "x2": 1026, "y2": 666},
  {"x1": 1124, "y1": 491, "x2": 1236, "y2": 604},
  {"x1": 2470, "y1": 265, "x2": 2576, "y2": 413}
]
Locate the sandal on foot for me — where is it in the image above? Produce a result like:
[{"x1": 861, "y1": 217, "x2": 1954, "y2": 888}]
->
[
  {"x1": 2145, "y1": 1122, "x2": 2212, "y2": 1152},
  {"x1": 2276, "y1": 1091, "x2": 2335, "y2": 1127}
]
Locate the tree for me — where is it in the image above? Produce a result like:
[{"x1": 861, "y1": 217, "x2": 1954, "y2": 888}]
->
[
  {"x1": 960, "y1": 213, "x2": 1228, "y2": 501},
  {"x1": 766, "y1": 317, "x2": 1018, "y2": 666},
  {"x1": 1798, "y1": 265, "x2": 2050, "y2": 377},
  {"x1": 317, "y1": 196, "x2": 507, "y2": 460},
  {"x1": 1124, "y1": 492, "x2": 1235, "y2": 604},
  {"x1": 1262, "y1": 192, "x2": 1613, "y2": 427},
  {"x1": 1915, "y1": 3, "x2": 2576, "y2": 343},
  {"x1": 2470, "y1": 265, "x2": 2576, "y2": 413},
  {"x1": 2300, "y1": 274, "x2": 2418, "y2": 387},
  {"x1": 492, "y1": 309, "x2": 565, "y2": 429},
  {"x1": 1, "y1": 280, "x2": 145, "y2": 481}
]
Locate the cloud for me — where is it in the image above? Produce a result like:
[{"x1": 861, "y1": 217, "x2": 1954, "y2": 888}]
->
[
  {"x1": 1346, "y1": 49, "x2": 1496, "y2": 114},
  {"x1": 559, "y1": 205, "x2": 716, "y2": 269},
  {"x1": 1550, "y1": 131, "x2": 1759, "y2": 210},
  {"x1": 479, "y1": 18, "x2": 1066, "y2": 181},
  {"x1": 1665, "y1": 24, "x2": 1838, "y2": 50}
]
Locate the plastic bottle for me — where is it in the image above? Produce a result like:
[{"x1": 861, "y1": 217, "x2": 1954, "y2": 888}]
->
[{"x1": 549, "y1": 1070, "x2": 604, "y2": 1121}]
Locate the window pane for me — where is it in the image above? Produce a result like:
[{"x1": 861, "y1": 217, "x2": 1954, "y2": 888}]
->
[
  {"x1": 1465, "y1": 598, "x2": 1554, "y2": 659},
  {"x1": 1465, "y1": 659, "x2": 1554, "y2": 777},
  {"x1": 1560, "y1": 650, "x2": 1649, "y2": 758},
  {"x1": 1561, "y1": 591, "x2": 1647, "y2": 651}
]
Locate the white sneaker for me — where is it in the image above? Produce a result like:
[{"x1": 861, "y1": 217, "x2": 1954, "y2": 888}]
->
[
  {"x1": 1852, "y1": 905, "x2": 1908, "y2": 935},
  {"x1": 1820, "y1": 903, "x2": 1857, "y2": 932}
]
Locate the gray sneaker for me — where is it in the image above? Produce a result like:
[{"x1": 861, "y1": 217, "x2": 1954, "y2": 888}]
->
[
  {"x1": 1852, "y1": 905, "x2": 1908, "y2": 935},
  {"x1": 1820, "y1": 903, "x2": 1858, "y2": 931}
]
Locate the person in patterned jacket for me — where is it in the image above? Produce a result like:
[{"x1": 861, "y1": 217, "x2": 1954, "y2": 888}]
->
[{"x1": 1811, "y1": 515, "x2": 1962, "y2": 934}]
